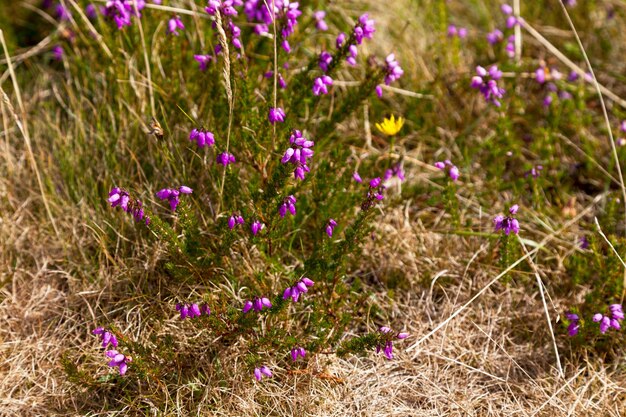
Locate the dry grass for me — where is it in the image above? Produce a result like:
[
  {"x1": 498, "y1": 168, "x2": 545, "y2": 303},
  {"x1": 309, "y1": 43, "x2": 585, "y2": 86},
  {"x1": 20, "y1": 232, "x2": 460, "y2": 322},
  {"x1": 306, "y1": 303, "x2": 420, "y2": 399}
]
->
[
  {"x1": 3, "y1": 194, "x2": 626, "y2": 416},
  {"x1": 2, "y1": 0, "x2": 626, "y2": 415}
]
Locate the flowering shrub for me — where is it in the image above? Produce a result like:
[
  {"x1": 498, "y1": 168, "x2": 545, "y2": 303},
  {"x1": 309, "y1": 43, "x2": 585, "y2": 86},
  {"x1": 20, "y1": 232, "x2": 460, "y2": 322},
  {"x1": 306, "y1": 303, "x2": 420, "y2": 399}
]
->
[{"x1": 57, "y1": 0, "x2": 411, "y2": 389}]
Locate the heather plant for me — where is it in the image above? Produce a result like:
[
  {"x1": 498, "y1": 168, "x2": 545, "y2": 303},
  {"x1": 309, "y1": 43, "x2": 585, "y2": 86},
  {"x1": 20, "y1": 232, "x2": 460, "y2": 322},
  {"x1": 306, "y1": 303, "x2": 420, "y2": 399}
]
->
[{"x1": 51, "y1": 0, "x2": 410, "y2": 393}]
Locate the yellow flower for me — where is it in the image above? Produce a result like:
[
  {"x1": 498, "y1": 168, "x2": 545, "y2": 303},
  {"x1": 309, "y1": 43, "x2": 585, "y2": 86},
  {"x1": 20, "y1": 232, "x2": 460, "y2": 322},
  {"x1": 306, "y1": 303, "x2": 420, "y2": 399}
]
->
[{"x1": 375, "y1": 115, "x2": 405, "y2": 136}]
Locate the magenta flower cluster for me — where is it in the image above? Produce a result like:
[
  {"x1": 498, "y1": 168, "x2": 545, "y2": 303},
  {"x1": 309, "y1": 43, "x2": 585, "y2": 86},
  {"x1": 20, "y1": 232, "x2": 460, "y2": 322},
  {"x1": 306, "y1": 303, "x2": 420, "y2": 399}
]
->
[
  {"x1": 361, "y1": 177, "x2": 386, "y2": 210},
  {"x1": 205, "y1": 1, "x2": 244, "y2": 50},
  {"x1": 189, "y1": 128, "x2": 215, "y2": 148},
  {"x1": 264, "y1": 71, "x2": 287, "y2": 89},
  {"x1": 102, "y1": 0, "x2": 145, "y2": 29},
  {"x1": 194, "y1": 54, "x2": 215, "y2": 71},
  {"x1": 156, "y1": 186, "x2": 193, "y2": 211},
  {"x1": 325, "y1": 219, "x2": 337, "y2": 237},
  {"x1": 176, "y1": 303, "x2": 211, "y2": 319},
  {"x1": 243, "y1": 296, "x2": 272, "y2": 313},
  {"x1": 487, "y1": 29, "x2": 504, "y2": 45},
  {"x1": 279, "y1": 195, "x2": 297, "y2": 218},
  {"x1": 92, "y1": 327, "x2": 131, "y2": 376},
  {"x1": 253, "y1": 365, "x2": 272, "y2": 381},
  {"x1": 217, "y1": 152, "x2": 236, "y2": 166},
  {"x1": 242, "y1": 0, "x2": 302, "y2": 52},
  {"x1": 493, "y1": 204, "x2": 520, "y2": 235},
  {"x1": 105, "y1": 350, "x2": 132, "y2": 375},
  {"x1": 384, "y1": 164, "x2": 406, "y2": 182},
  {"x1": 565, "y1": 313, "x2": 580, "y2": 336},
  {"x1": 283, "y1": 277, "x2": 314, "y2": 303},
  {"x1": 353, "y1": 13, "x2": 376, "y2": 44},
  {"x1": 108, "y1": 187, "x2": 150, "y2": 225},
  {"x1": 269, "y1": 107, "x2": 286, "y2": 124},
  {"x1": 281, "y1": 130, "x2": 314, "y2": 180},
  {"x1": 290, "y1": 346, "x2": 307, "y2": 361},
  {"x1": 92, "y1": 327, "x2": 118, "y2": 349},
  {"x1": 228, "y1": 213, "x2": 245, "y2": 229},
  {"x1": 167, "y1": 16, "x2": 185, "y2": 36},
  {"x1": 383, "y1": 54, "x2": 404, "y2": 86},
  {"x1": 471, "y1": 65, "x2": 505, "y2": 107},
  {"x1": 447, "y1": 25, "x2": 468, "y2": 39},
  {"x1": 566, "y1": 304, "x2": 624, "y2": 336},
  {"x1": 312, "y1": 75, "x2": 334, "y2": 96},
  {"x1": 434, "y1": 160, "x2": 459, "y2": 181},
  {"x1": 376, "y1": 326, "x2": 409, "y2": 360},
  {"x1": 251, "y1": 220, "x2": 265, "y2": 235},
  {"x1": 593, "y1": 304, "x2": 624, "y2": 334}
]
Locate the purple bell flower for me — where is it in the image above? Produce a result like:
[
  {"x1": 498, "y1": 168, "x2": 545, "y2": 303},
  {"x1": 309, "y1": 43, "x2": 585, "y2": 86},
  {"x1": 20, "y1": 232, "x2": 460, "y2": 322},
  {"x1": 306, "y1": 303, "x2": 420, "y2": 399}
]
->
[{"x1": 268, "y1": 107, "x2": 286, "y2": 124}]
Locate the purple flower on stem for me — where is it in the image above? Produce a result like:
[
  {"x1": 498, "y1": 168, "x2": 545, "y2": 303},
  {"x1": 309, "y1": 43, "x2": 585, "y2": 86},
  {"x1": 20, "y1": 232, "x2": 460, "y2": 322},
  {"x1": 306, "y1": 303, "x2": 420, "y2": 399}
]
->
[
  {"x1": 594, "y1": 304, "x2": 624, "y2": 333},
  {"x1": 283, "y1": 277, "x2": 314, "y2": 303},
  {"x1": 325, "y1": 219, "x2": 337, "y2": 237},
  {"x1": 470, "y1": 65, "x2": 505, "y2": 106},
  {"x1": 565, "y1": 313, "x2": 580, "y2": 336},
  {"x1": 434, "y1": 160, "x2": 459, "y2": 181},
  {"x1": 108, "y1": 187, "x2": 150, "y2": 225},
  {"x1": 593, "y1": 313, "x2": 612, "y2": 333},
  {"x1": 383, "y1": 54, "x2": 403, "y2": 86},
  {"x1": 281, "y1": 130, "x2": 314, "y2": 181},
  {"x1": 85, "y1": 4, "x2": 98, "y2": 20},
  {"x1": 217, "y1": 152, "x2": 236, "y2": 166},
  {"x1": 506, "y1": 15, "x2": 518, "y2": 28},
  {"x1": 448, "y1": 25, "x2": 467, "y2": 39},
  {"x1": 243, "y1": 296, "x2": 272, "y2": 313},
  {"x1": 384, "y1": 164, "x2": 405, "y2": 182},
  {"x1": 108, "y1": 187, "x2": 130, "y2": 211},
  {"x1": 353, "y1": 171, "x2": 363, "y2": 183},
  {"x1": 505, "y1": 35, "x2": 515, "y2": 58},
  {"x1": 361, "y1": 177, "x2": 385, "y2": 210},
  {"x1": 375, "y1": 327, "x2": 409, "y2": 360},
  {"x1": 347, "y1": 44, "x2": 358, "y2": 66},
  {"x1": 501, "y1": 4, "x2": 513, "y2": 14},
  {"x1": 312, "y1": 75, "x2": 333, "y2": 96},
  {"x1": 105, "y1": 350, "x2": 132, "y2": 375},
  {"x1": 290, "y1": 346, "x2": 306, "y2": 361},
  {"x1": 487, "y1": 29, "x2": 503, "y2": 44},
  {"x1": 176, "y1": 303, "x2": 210, "y2": 319},
  {"x1": 194, "y1": 54, "x2": 214, "y2": 71},
  {"x1": 313, "y1": 10, "x2": 328, "y2": 31},
  {"x1": 251, "y1": 220, "x2": 265, "y2": 235},
  {"x1": 254, "y1": 366, "x2": 272, "y2": 381},
  {"x1": 167, "y1": 15, "x2": 185, "y2": 35},
  {"x1": 264, "y1": 71, "x2": 287, "y2": 89},
  {"x1": 156, "y1": 186, "x2": 193, "y2": 211},
  {"x1": 189, "y1": 128, "x2": 215, "y2": 148},
  {"x1": 493, "y1": 204, "x2": 520, "y2": 235},
  {"x1": 319, "y1": 51, "x2": 333, "y2": 72},
  {"x1": 353, "y1": 13, "x2": 375, "y2": 44},
  {"x1": 336, "y1": 32, "x2": 346, "y2": 49},
  {"x1": 228, "y1": 213, "x2": 245, "y2": 229},
  {"x1": 269, "y1": 107, "x2": 286, "y2": 124},
  {"x1": 102, "y1": 0, "x2": 145, "y2": 30},
  {"x1": 279, "y1": 195, "x2": 297, "y2": 218},
  {"x1": 52, "y1": 45, "x2": 64, "y2": 61},
  {"x1": 92, "y1": 327, "x2": 119, "y2": 349}
]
